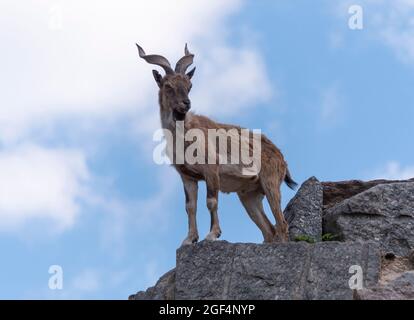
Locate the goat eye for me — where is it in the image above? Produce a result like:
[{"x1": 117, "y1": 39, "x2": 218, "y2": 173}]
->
[
  {"x1": 164, "y1": 85, "x2": 174, "y2": 94},
  {"x1": 188, "y1": 84, "x2": 192, "y2": 92}
]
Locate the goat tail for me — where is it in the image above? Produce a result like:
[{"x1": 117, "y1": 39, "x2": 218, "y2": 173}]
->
[{"x1": 284, "y1": 167, "x2": 298, "y2": 190}]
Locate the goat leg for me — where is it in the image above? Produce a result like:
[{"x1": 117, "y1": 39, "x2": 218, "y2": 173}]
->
[
  {"x1": 205, "y1": 171, "x2": 221, "y2": 241},
  {"x1": 181, "y1": 176, "x2": 199, "y2": 246}
]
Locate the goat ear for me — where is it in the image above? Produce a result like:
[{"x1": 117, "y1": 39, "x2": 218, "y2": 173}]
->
[
  {"x1": 152, "y1": 70, "x2": 163, "y2": 87},
  {"x1": 186, "y1": 67, "x2": 196, "y2": 79}
]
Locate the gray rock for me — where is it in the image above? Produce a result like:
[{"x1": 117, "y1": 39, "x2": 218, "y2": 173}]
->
[
  {"x1": 324, "y1": 182, "x2": 414, "y2": 256},
  {"x1": 174, "y1": 240, "x2": 380, "y2": 300},
  {"x1": 284, "y1": 177, "x2": 323, "y2": 242},
  {"x1": 129, "y1": 269, "x2": 175, "y2": 300},
  {"x1": 322, "y1": 178, "x2": 414, "y2": 210},
  {"x1": 355, "y1": 271, "x2": 414, "y2": 300},
  {"x1": 409, "y1": 250, "x2": 414, "y2": 266},
  {"x1": 130, "y1": 178, "x2": 414, "y2": 300}
]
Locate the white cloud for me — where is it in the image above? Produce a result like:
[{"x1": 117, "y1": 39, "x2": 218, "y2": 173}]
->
[
  {"x1": 336, "y1": 0, "x2": 414, "y2": 64},
  {"x1": 192, "y1": 46, "x2": 272, "y2": 117},
  {"x1": 98, "y1": 167, "x2": 179, "y2": 256},
  {"x1": 369, "y1": 0, "x2": 414, "y2": 64},
  {"x1": 371, "y1": 161, "x2": 414, "y2": 180},
  {"x1": 0, "y1": 0, "x2": 273, "y2": 233},
  {"x1": 0, "y1": 0, "x2": 271, "y2": 142},
  {"x1": 0, "y1": 145, "x2": 90, "y2": 231}
]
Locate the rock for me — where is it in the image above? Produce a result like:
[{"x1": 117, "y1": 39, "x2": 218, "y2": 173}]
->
[
  {"x1": 380, "y1": 255, "x2": 412, "y2": 283},
  {"x1": 384, "y1": 252, "x2": 396, "y2": 260},
  {"x1": 409, "y1": 250, "x2": 414, "y2": 266},
  {"x1": 284, "y1": 177, "x2": 323, "y2": 242},
  {"x1": 355, "y1": 271, "x2": 414, "y2": 300},
  {"x1": 174, "y1": 240, "x2": 380, "y2": 300},
  {"x1": 323, "y1": 182, "x2": 414, "y2": 256},
  {"x1": 322, "y1": 178, "x2": 414, "y2": 210},
  {"x1": 130, "y1": 177, "x2": 414, "y2": 300},
  {"x1": 129, "y1": 269, "x2": 175, "y2": 300}
]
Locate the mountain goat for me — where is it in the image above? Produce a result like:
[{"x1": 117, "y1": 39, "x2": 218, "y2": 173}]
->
[{"x1": 136, "y1": 44, "x2": 297, "y2": 245}]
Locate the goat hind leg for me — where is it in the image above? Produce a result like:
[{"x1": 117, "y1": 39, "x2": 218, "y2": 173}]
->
[
  {"x1": 238, "y1": 191, "x2": 275, "y2": 243},
  {"x1": 262, "y1": 179, "x2": 289, "y2": 242}
]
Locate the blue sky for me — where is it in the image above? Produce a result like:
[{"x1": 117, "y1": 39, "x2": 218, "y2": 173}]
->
[{"x1": 0, "y1": 0, "x2": 414, "y2": 299}]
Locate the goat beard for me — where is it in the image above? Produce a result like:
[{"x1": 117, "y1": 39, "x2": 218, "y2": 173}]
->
[{"x1": 173, "y1": 109, "x2": 186, "y2": 121}]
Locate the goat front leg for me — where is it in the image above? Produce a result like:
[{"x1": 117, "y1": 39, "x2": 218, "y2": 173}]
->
[
  {"x1": 181, "y1": 176, "x2": 199, "y2": 246},
  {"x1": 205, "y1": 171, "x2": 221, "y2": 241}
]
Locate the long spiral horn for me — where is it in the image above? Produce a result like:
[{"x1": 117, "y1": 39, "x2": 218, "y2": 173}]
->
[
  {"x1": 136, "y1": 44, "x2": 174, "y2": 75},
  {"x1": 175, "y1": 43, "x2": 194, "y2": 74}
]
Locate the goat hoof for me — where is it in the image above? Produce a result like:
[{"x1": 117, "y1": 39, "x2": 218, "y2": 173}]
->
[
  {"x1": 273, "y1": 224, "x2": 289, "y2": 243},
  {"x1": 181, "y1": 235, "x2": 198, "y2": 246},
  {"x1": 205, "y1": 231, "x2": 220, "y2": 241},
  {"x1": 273, "y1": 233, "x2": 289, "y2": 243}
]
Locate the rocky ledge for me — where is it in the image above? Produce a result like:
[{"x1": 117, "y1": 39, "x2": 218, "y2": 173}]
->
[{"x1": 130, "y1": 177, "x2": 414, "y2": 300}]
